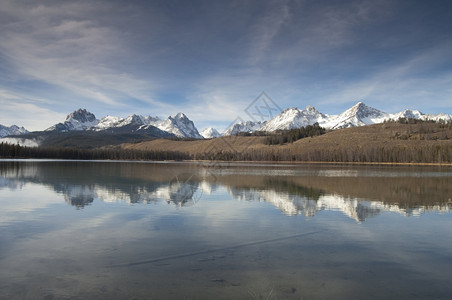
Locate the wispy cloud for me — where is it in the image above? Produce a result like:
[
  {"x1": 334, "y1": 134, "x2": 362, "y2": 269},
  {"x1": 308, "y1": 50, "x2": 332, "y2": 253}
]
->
[
  {"x1": 0, "y1": 1, "x2": 165, "y2": 111},
  {"x1": 0, "y1": 92, "x2": 66, "y2": 130},
  {"x1": 247, "y1": 0, "x2": 291, "y2": 65}
]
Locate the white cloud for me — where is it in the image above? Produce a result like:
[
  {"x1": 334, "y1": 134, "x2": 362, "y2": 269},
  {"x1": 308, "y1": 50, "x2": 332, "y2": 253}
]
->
[
  {"x1": 0, "y1": 96, "x2": 66, "y2": 130},
  {"x1": 0, "y1": 182, "x2": 63, "y2": 222}
]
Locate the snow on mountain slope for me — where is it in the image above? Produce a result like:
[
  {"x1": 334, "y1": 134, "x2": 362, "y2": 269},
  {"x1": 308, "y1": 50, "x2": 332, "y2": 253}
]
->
[
  {"x1": 200, "y1": 127, "x2": 221, "y2": 139},
  {"x1": 259, "y1": 106, "x2": 328, "y2": 132},
  {"x1": 94, "y1": 114, "x2": 161, "y2": 131},
  {"x1": 0, "y1": 124, "x2": 29, "y2": 138},
  {"x1": 43, "y1": 109, "x2": 203, "y2": 138},
  {"x1": 157, "y1": 112, "x2": 203, "y2": 139},
  {"x1": 46, "y1": 109, "x2": 99, "y2": 132},
  {"x1": 259, "y1": 101, "x2": 452, "y2": 132},
  {"x1": 96, "y1": 112, "x2": 201, "y2": 138},
  {"x1": 89, "y1": 113, "x2": 173, "y2": 137},
  {"x1": 326, "y1": 102, "x2": 389, "y2": 129},
  {"x1": 390, "y1": 109, "x2": 423, "y2": 120},
  {"x1": 389, "y1": 109, "x2": 452, "y2": 122},
  {"x1": 143, "y1": 115, "x2": 161, "y2": 125},
  {"x1": 224, "y1": 120, "x2": 266, "y2": 136},
  {"x1": 94, "y1": 115, "x2": 121, "y2": 130}
]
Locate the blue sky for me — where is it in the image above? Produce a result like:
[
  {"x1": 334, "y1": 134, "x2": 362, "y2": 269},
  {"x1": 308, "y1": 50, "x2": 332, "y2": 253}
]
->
[{"x1": 0, "y1": 0, "x2": 451, "y2": 131}]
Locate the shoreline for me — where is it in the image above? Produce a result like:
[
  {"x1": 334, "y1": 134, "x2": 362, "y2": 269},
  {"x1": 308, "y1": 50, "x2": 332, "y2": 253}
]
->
[
  {"x1": 187, "y1": 159, "x2": 452, "y2": 167},
  {"x1": 2, "y1": 157, "x2": 452, "y2": 167}
]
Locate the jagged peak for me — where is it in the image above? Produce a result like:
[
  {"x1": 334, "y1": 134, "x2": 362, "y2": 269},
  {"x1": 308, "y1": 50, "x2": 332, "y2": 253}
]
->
[
  {"x1": 401, "y1": 108, "x2": 422, "y2": 114},
  {"x1": 396, "y1": 109, "x2": 424, "y2": 119},
  {"x1": 125, "y1": 114, "x2": 145, "y2": 123},
  {"x1": 157, "y1": 112, "x2": 202, "y2": 138},
  {"x1": 0, "y1": 124, "x2": 29, "y2": 137},
  {"x1": 305, "y1": 105, "x2": 318, "y2": 112},
  {"x1": 66, "y1": 108, "x2": 97, "y2": 123},
  {"x1": 235, "y1": 120, "x2": 263, "y2": 126},
  {"x1": 173, "y1": 112, "x2": 188, "y2": 120},
  {"x1": 281, "y1": 107, "x2": 301, "y2": 113},
  {"x1": 341, "y1": 102, "x2": 366, "y2": 114},
  {"x1": 200, "y1": 127, "x2": 221, "y2": 138},
  {"x1": 342, "y1": 101, "x2": 384, "y2": 116},
  {"x1": 99, "y1": 115, "x2": 120, "y2": 121},
  {"x1": 144, "y1": 115, "x2": 161, "y2": 123}
]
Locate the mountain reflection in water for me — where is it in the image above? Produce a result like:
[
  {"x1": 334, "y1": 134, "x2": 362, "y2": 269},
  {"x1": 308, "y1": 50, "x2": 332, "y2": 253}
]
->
[{"x1": 1, "y1": 160, "x2": 451, "y2": 222}]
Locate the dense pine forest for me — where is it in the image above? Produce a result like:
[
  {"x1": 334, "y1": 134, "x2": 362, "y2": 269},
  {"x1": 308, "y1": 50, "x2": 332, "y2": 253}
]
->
[
  {"x1": 264, "y1": 123, "x2": 326, "y2": 145},
  {"x1": 192, "y1": 143, "x2": 452, "y2": 163},
  {"x1": 0, "y1": 143, "x2": 190, "y2": 161}
]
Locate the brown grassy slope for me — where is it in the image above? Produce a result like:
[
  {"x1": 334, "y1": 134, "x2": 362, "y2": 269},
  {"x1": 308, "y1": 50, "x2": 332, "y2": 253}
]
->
[
  {"x1": 284, "y1": 122, "x2": 452, "y2": 162},
  {"x1": 122, "y1": 122, "x2": 452, "y2": 163},
  {"x1": 122, "y1": 136, "x2": 269, "y2": 156}
]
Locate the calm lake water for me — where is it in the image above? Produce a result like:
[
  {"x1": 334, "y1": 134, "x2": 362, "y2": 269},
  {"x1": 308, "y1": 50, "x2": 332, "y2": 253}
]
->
[{"x1": 1, "y1": 160, "x2": 452, "y2": 299}]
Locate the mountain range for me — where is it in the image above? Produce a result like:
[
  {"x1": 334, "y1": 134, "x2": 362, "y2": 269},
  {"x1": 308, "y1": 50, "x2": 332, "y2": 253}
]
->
[
  {"x1": 45, "y1": 109, "x2": 202, "y2": 139},
  {"x1": 0, "y1": 124, "x2": 28, "y2": 138},
  {"x1": 1, "y1": 102, "x2": 451, "y2": 145},
  {"x1": 259, "y1": 102, "x2": 451, "y2": 132}
]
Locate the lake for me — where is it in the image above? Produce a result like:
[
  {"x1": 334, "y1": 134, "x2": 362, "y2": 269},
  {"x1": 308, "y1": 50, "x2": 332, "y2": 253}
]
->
[{"x1": 1, "y1": 160, "x2": 452, "y2": 299}]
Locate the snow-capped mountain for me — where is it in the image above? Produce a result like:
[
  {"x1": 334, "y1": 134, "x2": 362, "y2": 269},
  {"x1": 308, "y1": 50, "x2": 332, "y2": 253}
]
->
[
  {"x1": 157, "y1": 113, "x2": 203, "y2": 139},
  {"x1": 259, "y1": 102, "x2": 452, "y2": 131},
  {"x1": 224, "y1": 120, "x2": 266, "y2": 136},
  {"x1": 0, "y1": 124, "x2": 29, "y2": 138},
  {"x1": 390, "y1": 109, "x2": 451, "y2": 122},
  {"x1": 46, "y1": 109, "x2": 98, "y2": 132},
  {"x1": 327, "y1": 102, "x2": 388, "y2": 129},
  {"x1": 200, "y1": 127, "x2": 221, "y2": 139},
  {"x1": 94, "y1": 114, "x2": 161, "y2": 131},
  {"x1": 45, "y1": 109, "x2": 202, "y2": 139},
  {"x1": 259, "y1": 106, "x2": 328, "y2": 132}
]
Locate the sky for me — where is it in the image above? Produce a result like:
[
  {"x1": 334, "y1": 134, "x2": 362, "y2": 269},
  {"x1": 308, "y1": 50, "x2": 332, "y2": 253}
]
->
[{"x1": 0, "y1": 0, "x2": 451, "y2": 132}]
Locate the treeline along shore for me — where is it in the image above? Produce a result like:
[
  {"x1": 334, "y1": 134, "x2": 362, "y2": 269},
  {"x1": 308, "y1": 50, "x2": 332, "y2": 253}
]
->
[
  {"x1": 2, "y1": 119, "x2": 452, "y2": 164},
  {"x1": 0, "y1": 144, "x2": 190, "y2": 161}
]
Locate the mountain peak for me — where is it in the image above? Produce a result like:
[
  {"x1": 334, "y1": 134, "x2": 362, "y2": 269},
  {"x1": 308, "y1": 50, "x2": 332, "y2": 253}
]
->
[
  {"x1": 46, "y1": 108, "x2": 99, "y2": 132},
  {"x1": 158, "y1": 113, "x2": 202, "y2": 138},
  {"x1": 305, "y1": 105, "x2": 318, "y2": 112},
  {"x1": 125, "y1": 114, "x2": 146, "y2": 125},
  {"x1": 0, "y1": 124, "x2": 29, "y2": 138},
  {"x1": 224, "y1": 120, "x2": 266, "y2": 136},
  {"x1": 173, "y1": 112, "x2": 188, "y2": 120},
  {"x1": 345, "y1": 102, "x2": 384, "y2": 117},
  {"x1": 282, "y1": 107, "x2": 300, "y2": 113},
  {"x1": 66, "y1": 109, "x2": 96, "y2": 123},
  {"x1": 259, "y1": 105, "x2": 326, "y2": 132},
  {"x1": 201, "y1": 127, "x2": 221, "y2": 139}
]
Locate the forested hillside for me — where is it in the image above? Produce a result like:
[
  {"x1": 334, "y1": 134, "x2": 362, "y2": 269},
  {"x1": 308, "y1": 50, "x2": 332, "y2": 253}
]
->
[{"x1": 126, "y1": 120, "x2": 452, "y2": 164}]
